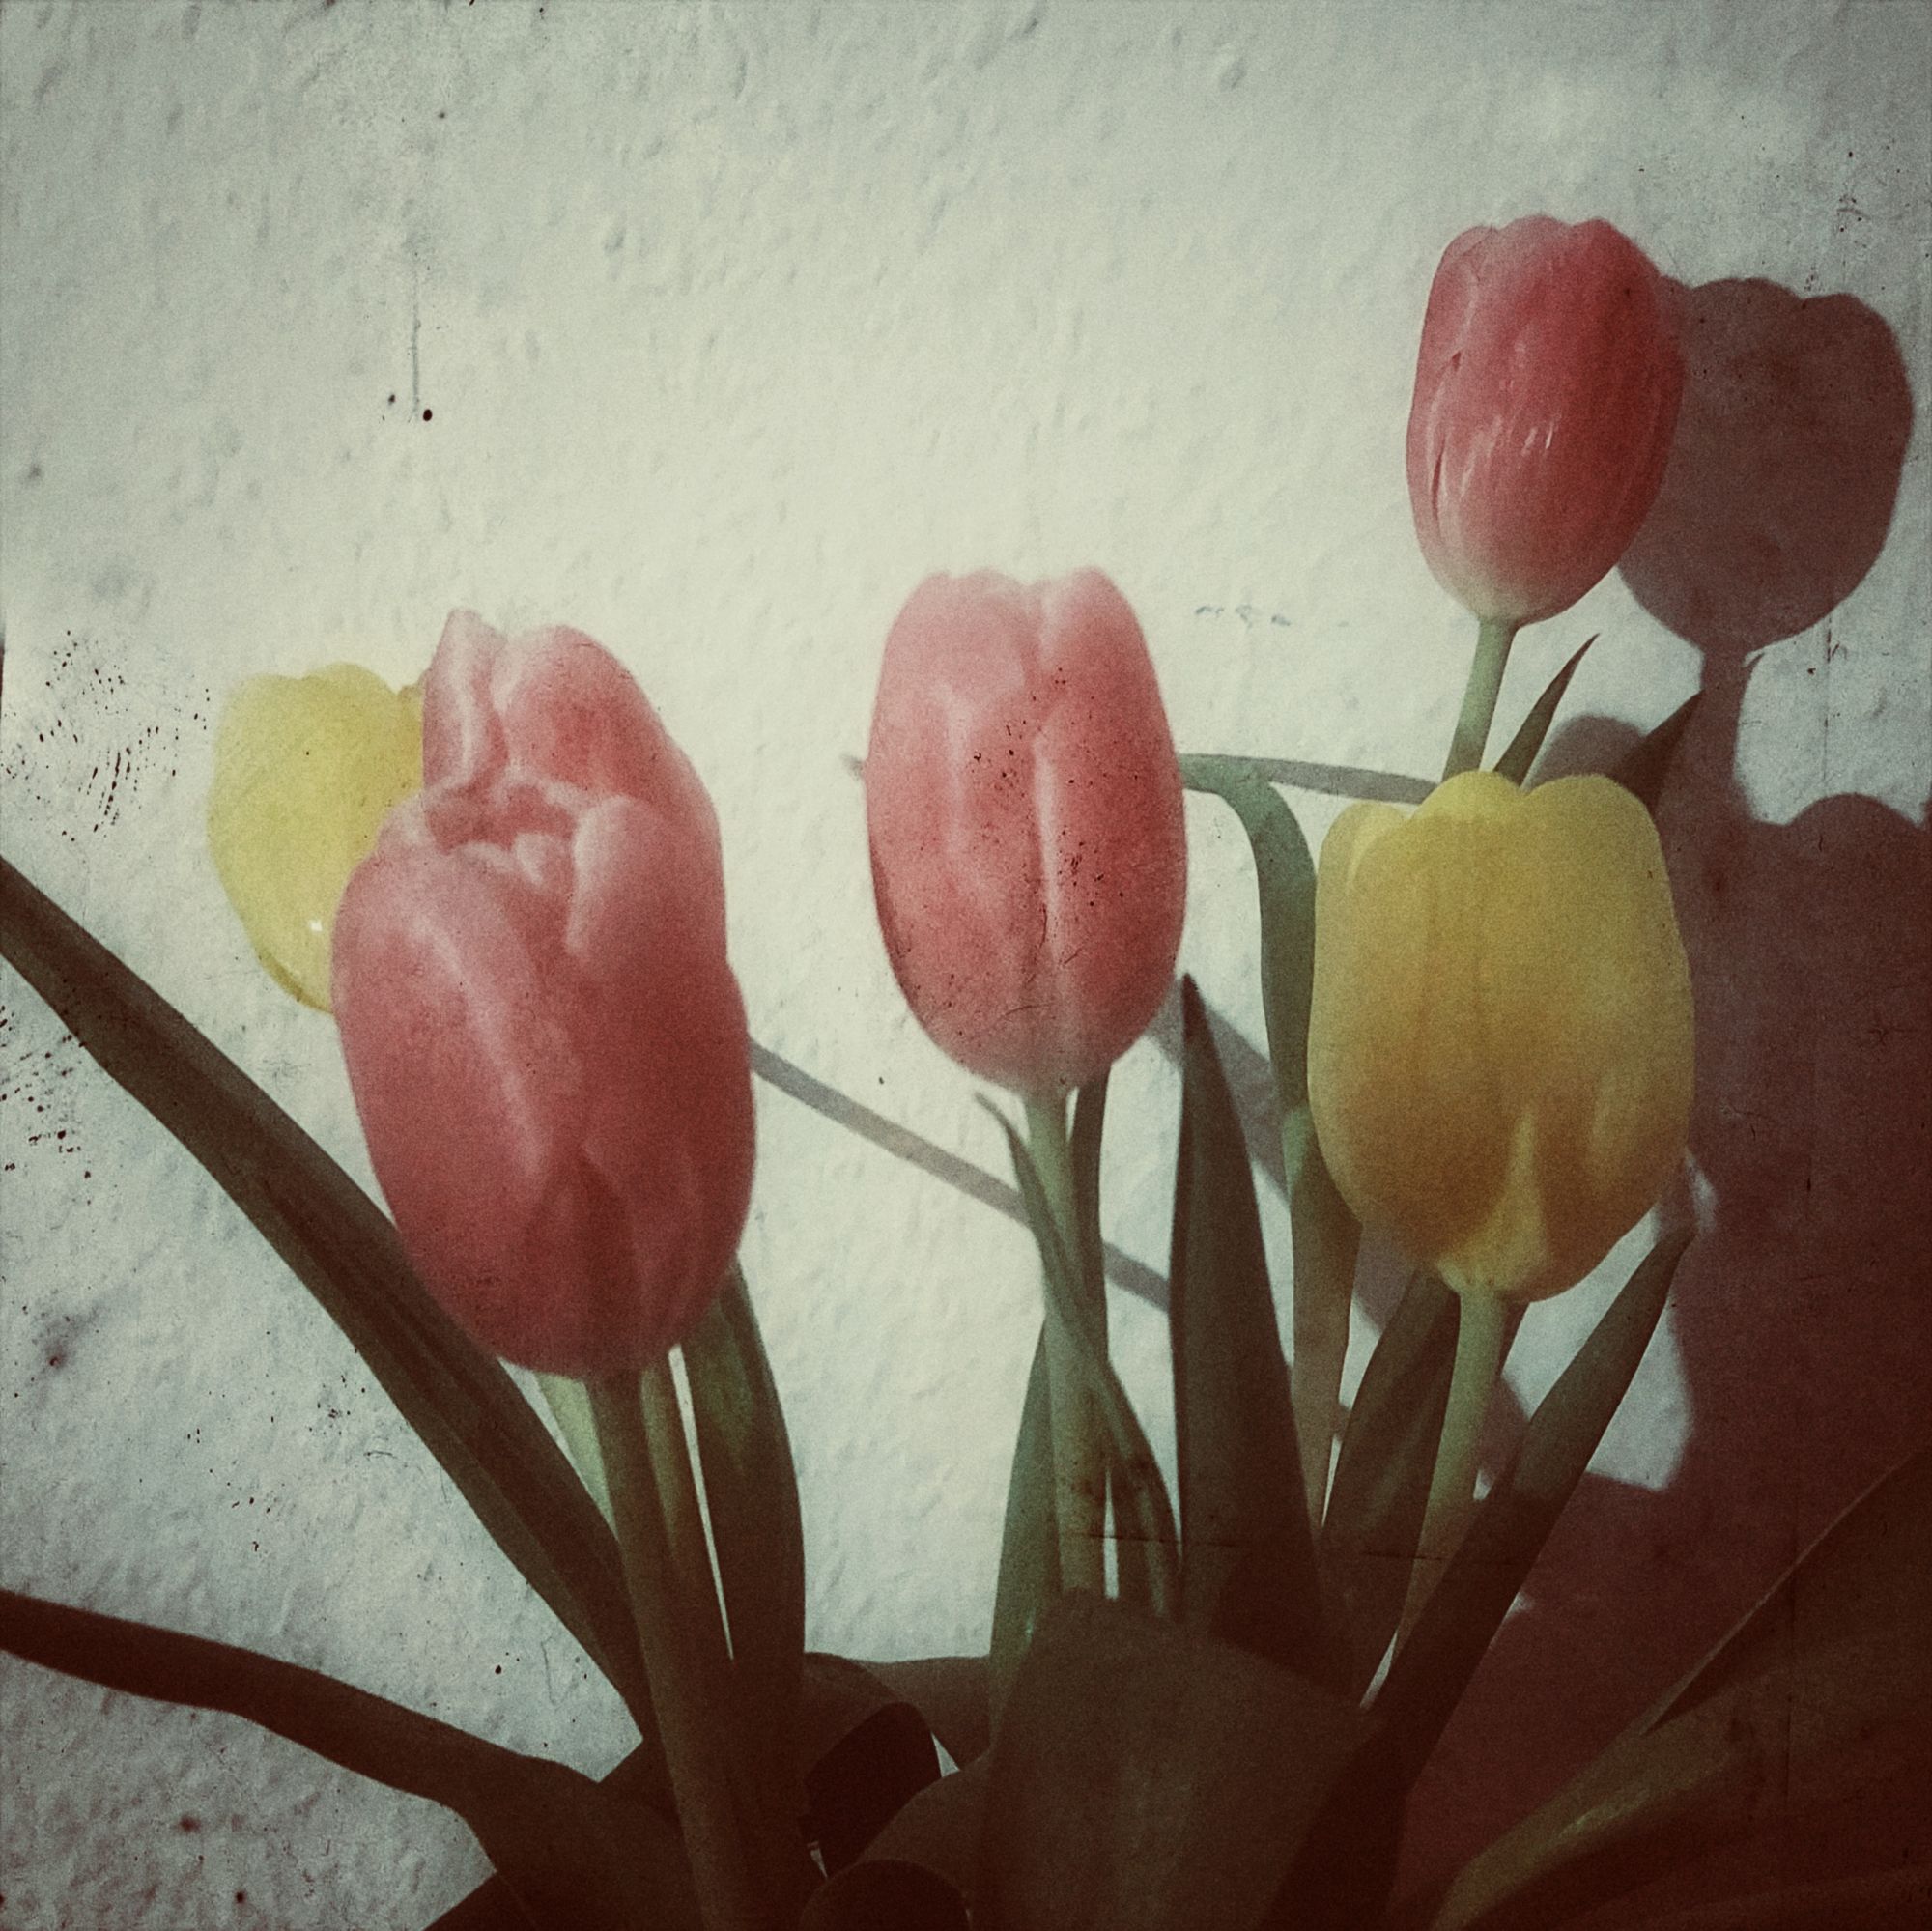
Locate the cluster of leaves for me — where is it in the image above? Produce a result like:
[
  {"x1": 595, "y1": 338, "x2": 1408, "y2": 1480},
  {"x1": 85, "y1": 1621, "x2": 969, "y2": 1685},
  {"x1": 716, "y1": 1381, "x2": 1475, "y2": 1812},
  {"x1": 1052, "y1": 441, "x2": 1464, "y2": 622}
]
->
[{"x1": 2, "y1": 663, "x2": 1925, "y2": 1928}]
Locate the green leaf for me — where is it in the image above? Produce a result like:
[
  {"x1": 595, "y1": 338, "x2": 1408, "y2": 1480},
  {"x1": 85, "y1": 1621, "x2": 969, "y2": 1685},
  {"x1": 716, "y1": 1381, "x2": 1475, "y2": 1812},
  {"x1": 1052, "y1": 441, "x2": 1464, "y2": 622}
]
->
[
  {"x1": 1070, "y1": 1073, "x2": 1153, "y2": 1612},
  {"x1": 801, "y1": 1860, "x2": 971, "y2": 1931},
  {"x1": 992, "y1": 1113, "x2": 1181, "y2": 1617},
  {"x1": 0, "y1": 1589, "x2": 697, "y2": 1931},
  {"x1": 1168, "y1": 979, "x2": 1332, "y2": 1684},
  {"x1": 1419, "y1": 1446, "x2": 1932, "y2": 1931},
  {"x1": 0, "y1": 857, "x2": 663, "y2": 1788},
  {"x1": 1069, "y1": 1074, "x2": 1110, "y2": 1322},
  {"x1": 1376, "y1": 1231, "x2": 1693, "y2": 1784},
  {"x1": 536, "y1": 1371, "x2": 611, "y2": 1520},
  {"x1": 685, "y1": 1265, "x2": 808, "y2": 1834},
  {"x1": 1615, "y1": 691, "x2": 1703, "y2": 816},
  {"x1": 1492, "y1": 636, "x2": 1595, "y2": 784},
  {"x1": 1179, "y1": 756, "x2": 1360, "y2": 1524},
  {"x1": 977, "y1": 1593, "x2": 1402, "y2": 1931},
  {"x1": 800, "y1": 1653, "x2": 943, "y2": 1873},
  {"x1": 1178, "y1": 756, "x2": 1317, "y2": 1108},
  {"x1": 988, "y1": 1324, "x2": 1059, "y2": 1725},
  {"x1": 1320, "y1": 1269, "x2": 1460, "y2": 1696},
  {"x1": 1603, "y1": 1868, "x2": 1932, "y2": 1931},
  {"x1": 865, "y1": 1658, "x2": 991, "y2": 1770},
  {"x1": 863, "y1": 1757, "x2": 990, "y2": 1895}
]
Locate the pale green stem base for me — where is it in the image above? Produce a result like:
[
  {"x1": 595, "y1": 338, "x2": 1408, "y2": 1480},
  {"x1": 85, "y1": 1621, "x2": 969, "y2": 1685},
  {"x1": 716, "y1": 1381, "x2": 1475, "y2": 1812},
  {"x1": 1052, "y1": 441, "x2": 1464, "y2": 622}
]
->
[
  {"x1": 1443, "y1": 616, "x2": 1522, "y2": 781},
  {"x1": 1398, "y1": 1289, "x2": 1507, "y2": 1642},
  {"x1": 590, "y1": 1372, "x2": 760, "y2": 1931},
  {"x1": 1026, "y1": 1090, "x2": 1107, "y2": 1598}
]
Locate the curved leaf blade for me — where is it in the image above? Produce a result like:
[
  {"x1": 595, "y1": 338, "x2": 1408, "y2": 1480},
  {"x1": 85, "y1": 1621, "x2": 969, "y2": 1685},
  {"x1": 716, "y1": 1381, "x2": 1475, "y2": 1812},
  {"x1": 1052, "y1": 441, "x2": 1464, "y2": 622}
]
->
[
  {"x1": 863, "y1": 1757, "x2": 989, "y2": 1896},
  {"x1": 1070, "y1": 1076, "x2": 1151, "y2": 1610},
  {"x1": 1169, "y1": 979, "x2": 1332, "y2": 1684},
  {"x1": 1179, "y1": 756, "x2": 1360, "y2": 1521},
  {"x1": 0, "y1": 857, "x2": 661, "y2": 1781},
  {"x1": 0, "y1": 1589, "x2": 696, "y2": 1931},
  {"x1": 1492, "y1": 636, "x2": 1594, "y2": 785},
  {"x1": 989, "y1": 1324, "x2": 1060, "y2": 1724},
  {"x1": 686, "y1": 1265, "x2": 808, "y2": 1834},
  {"x1": 992, "y1": 1113, "x2": 1181, "y2": 1617},
  {"x1": 865, "y1": 1658, "x2": 991, "y2": 1771},
  {"x1": 800, "y1": 1653, "x2": 943, "y2": 1873},
  {"x1": 978, "y1": 1593, "x2": 1401, "y2": 1931},
  {"x1": 1320, "y1": 1270, "x2": 1460, "y2": 1695},
  {"x1": 1422, "y1": 1447, "x2": 1932, "y2": 1931},
  {"x1": 1377, "y1": 1230, "x2": 1693, "y2": 1782},
  {"x1": 1178, "y1": 757, "x2": 1317, "y2": 1107}
]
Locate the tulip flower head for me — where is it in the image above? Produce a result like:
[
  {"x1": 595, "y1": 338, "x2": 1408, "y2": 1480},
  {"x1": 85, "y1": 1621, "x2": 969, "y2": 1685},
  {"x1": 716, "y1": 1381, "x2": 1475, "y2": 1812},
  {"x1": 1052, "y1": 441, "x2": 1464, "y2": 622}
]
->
[
  {"x1": 1307, "y1": 771, "x2": 1691, "y2": 1302},
  {"x1": 1407, "y1": 215, "x2": 1684, "y2": 627},
  {"x1": 865, "y1": 569, "x2": 1187, "y2": 1096},
  {"x1": 208, "y1": 665, "x2": 423, "y2": 1009},
  {"x1": 332, "y1": 611, "x2": 754, "y2": 1377}
]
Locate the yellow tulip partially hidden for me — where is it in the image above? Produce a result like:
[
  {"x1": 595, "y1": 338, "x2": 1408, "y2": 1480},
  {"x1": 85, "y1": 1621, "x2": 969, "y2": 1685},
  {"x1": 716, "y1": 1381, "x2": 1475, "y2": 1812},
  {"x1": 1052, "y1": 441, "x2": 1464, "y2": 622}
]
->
[
  {"x1": 208, "y1": 665, "x2": 424, "y2": 1010},
  {"x1": 1308, "y1": 770, "x2": 1692, "y2": 1303}
]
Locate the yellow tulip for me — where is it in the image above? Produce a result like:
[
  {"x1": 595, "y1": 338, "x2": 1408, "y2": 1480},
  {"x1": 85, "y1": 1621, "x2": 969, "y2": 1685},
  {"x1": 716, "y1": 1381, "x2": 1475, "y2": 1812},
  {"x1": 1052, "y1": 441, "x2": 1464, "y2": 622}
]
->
[
  {"x1": 1307, "y1": 770, "x2": 1691, "y2": 1303},
  {"x1": 208, "y1": 665, "x2": 423, "y2": 1010}
]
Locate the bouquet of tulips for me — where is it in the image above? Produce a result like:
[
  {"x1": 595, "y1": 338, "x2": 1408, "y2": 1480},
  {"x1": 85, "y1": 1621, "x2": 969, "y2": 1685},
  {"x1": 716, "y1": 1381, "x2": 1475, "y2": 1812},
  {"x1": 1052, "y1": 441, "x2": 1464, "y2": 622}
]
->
[{"x1": 4, "y1": 215, "x2": 1924, "y2": 1931}]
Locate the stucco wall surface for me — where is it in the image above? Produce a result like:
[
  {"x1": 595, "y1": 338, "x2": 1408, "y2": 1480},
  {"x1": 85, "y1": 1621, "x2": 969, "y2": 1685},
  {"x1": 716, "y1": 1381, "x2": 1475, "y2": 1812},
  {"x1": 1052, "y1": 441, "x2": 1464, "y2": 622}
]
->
[{"x1": 2, "y1": 3, "x2": 1926, "y2": 1926}]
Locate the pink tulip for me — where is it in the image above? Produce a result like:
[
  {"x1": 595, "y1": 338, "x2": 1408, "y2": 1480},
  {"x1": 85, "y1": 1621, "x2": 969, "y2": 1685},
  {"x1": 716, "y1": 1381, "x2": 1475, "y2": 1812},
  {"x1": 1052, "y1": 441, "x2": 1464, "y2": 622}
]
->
[
  {"x1": 865, "y1": 569, "x2": 1187, "y2": 1095},
  {"x1": 332, "y1": 611, "x2": 754, "y2": 1377},
  {"x1": 1407, "y1": 215, "x2": 1684, "y2": 626}
]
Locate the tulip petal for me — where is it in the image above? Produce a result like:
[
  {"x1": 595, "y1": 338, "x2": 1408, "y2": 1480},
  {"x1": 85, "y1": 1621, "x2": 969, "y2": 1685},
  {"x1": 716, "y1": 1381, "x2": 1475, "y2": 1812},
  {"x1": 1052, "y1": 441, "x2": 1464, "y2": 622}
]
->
[
  {"x1": 1031, "y1": 573, "x2": 1189, "y2": 1090},
  {"x1": 423, "y1": 609, "x2": 512, "y2": 789},
  {"x1": 1407, "y1": 217, "x2": 1683, "y2": 625},
  {"x1": 867, "y1": 569, "x2": 1185, "y2": 1093},
  {"x1": 1310, "y1": 769, "x2": 1692, "y2": 1304},
  {"x1": 208, "y1": 664, "x2": 424, "y2": 1009},
  {"x1": 333, "y1": 824, "x2": 589, "y2": 1366},
  {"x1": 569, "y1": 796, "x2": 755, "y2": 1363},
  {"x1": 494, "y1": 626, "x2": 723, "y2": 859},
  {"x1": 867, "y1": 575, "x2": 1054, "y2": 1085}
]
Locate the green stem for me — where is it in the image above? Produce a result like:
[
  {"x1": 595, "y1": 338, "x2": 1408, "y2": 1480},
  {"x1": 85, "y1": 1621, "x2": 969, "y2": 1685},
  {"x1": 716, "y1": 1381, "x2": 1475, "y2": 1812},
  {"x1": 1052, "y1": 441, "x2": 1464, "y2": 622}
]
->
[
  {"x1": 1284, "y1": 1107, "x2": 1359, "y2": 1527},
  {"x1": 1398, "y1": 1289, "x2": 1507, "y2": 1642},
  {"x1": 1026, "y1": 1090, "x2": 1107, "y2": 1598},
  {"x1": 536, "y1": 1371, "x2": 612, "y2": 1523},
  {"x1": 590, "y1": 1372, "x2": 761, "y2": 1931},
  {"x1": 1443, "y1": 616, "x2": 1521, "y2": 780},
  {"x1": 639, "y1": 1359, "x2": 734, "y2": 1690}
]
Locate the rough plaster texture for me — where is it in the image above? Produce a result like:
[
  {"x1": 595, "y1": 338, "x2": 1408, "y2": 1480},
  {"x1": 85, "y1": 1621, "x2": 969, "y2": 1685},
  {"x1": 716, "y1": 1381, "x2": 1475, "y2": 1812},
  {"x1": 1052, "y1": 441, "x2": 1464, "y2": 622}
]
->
[{"x1": 1, "y1": 2, "x2": 1927, "y2": 1925}]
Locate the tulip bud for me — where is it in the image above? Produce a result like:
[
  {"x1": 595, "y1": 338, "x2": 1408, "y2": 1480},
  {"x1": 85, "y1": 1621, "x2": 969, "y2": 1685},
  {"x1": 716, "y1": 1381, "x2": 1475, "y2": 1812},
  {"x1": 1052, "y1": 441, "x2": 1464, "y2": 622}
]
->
[
  {"x1": 331, "y1": 611, "x2": 754, "y2": 1377},
  {"x1": 1307, "y1": 771, "x2": 1691, "y2": 1302},
  {"x1": 207, "y1": 665, "x2": 423, "y2": 1009},
  {"x1": 1407, "y1": 215, "x2": 1684, "y2": 626},
  {"x1": 865, "y1": 569, "x2": 1187, "y2": 1095}
]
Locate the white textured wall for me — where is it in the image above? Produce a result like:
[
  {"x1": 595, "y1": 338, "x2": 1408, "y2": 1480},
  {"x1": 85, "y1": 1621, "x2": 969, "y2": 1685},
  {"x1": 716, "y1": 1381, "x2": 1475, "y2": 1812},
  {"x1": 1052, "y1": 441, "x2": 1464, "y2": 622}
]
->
[{"x1": 3, "y1": 3, "x2": 1926, "y2": 1925}]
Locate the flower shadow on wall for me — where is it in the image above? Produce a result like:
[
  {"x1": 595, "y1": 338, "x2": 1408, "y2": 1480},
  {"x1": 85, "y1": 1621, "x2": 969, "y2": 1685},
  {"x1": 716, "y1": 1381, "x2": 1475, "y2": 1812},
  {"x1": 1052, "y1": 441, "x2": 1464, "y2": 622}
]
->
[{"x1": 1397, "y1": 274, "x2": 1928, "y2": 1916}]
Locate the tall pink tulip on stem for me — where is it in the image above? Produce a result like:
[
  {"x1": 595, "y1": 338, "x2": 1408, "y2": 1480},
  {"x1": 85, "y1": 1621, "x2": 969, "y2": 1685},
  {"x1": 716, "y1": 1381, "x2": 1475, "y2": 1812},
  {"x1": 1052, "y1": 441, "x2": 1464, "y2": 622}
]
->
[
  {"x1": 1408, "y1": 215, "x2": 1684, "y2": 776},
  {"x1": 866, "y1": 569, "x2": 1187, "y2": 1097},
  {"x1": 332, "y1": 611, "x2": 762, "y2": 1931},
  {"x1": 866, "y1": 569, "x2": 1187, "y2": 1597},
  {"x1": 332, "y1": 610, "x2": 754, "y2": 1377}
]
